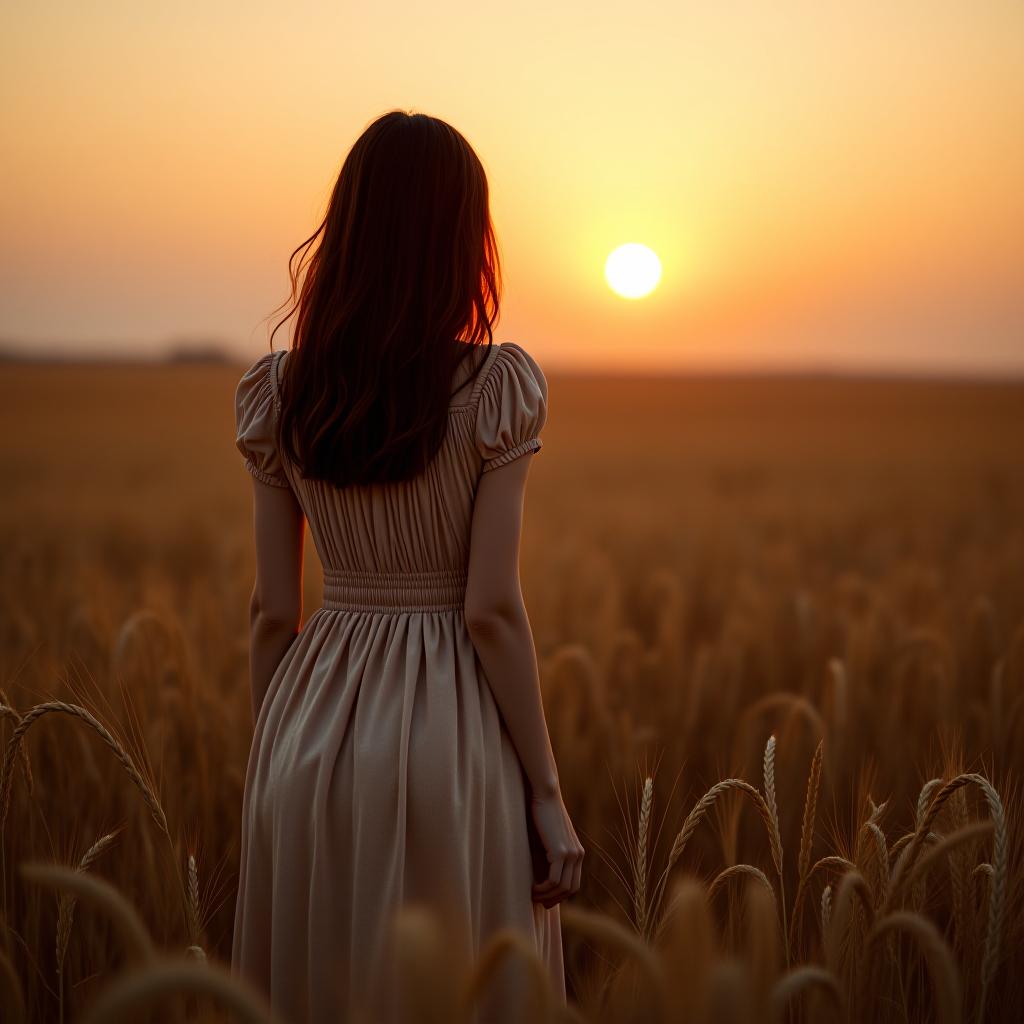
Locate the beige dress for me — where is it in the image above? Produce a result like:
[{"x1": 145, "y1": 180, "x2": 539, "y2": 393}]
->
[{"x1": 230, "y1": 342, "x2": 565, "y2": 1024}]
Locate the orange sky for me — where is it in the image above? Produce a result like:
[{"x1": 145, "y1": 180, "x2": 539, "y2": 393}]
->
[{"x1": 1, "y1": 2, "x2": 1022, "y2": 373}]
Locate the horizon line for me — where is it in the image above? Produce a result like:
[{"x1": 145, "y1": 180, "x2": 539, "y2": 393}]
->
[{"x1": 1, "y1": 340, "x2": 1022, "y2": 384}]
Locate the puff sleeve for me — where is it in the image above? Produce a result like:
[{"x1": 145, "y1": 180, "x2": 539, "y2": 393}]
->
[
  {"x1": 234, "y1": 351, "x2": 290, "y2": 488},
  {"x1": 474, "y1": 342, "x2": 548, "y2": 473}
]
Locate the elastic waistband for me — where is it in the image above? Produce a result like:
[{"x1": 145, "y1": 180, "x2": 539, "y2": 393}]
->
[{"x1": 322, "y1": 568, "x2": 467, "y2": 612}]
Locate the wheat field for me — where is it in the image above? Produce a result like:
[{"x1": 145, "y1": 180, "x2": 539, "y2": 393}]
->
[{"x1": 1, "y1": 361, "x2": 1022, "y2": 1023}]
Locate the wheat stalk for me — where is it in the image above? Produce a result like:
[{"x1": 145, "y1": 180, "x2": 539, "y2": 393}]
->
[
  {"x1": 633, "y1": 776, "x2": 653, "y2": 938},
  {"x1": 0, "y1": 946, "x2": 26, "y2": 1024},
  {"x1": 808, "y1": 854, "x2": 857, "y2": 878},
  {"x1": 57, "y1": 829, "x2": 123, "y2": 967},
  {"x1": 824, "y1": 869, "x2": 874, "y2": 990},
  {"x1": 916, "y1": 778, "x2": 944, "y2": 830},
  {"x1": 0, "y1": 702, "x2": 168, "y2": 838},
  {"x1": 890, "y1": 828, "x2": 942, "y2": 862},
  {"x1": 770, "y1": 965, "x2": 842, "y2": 1021},
  {"x1": 761, "y1": 734, "x2": 788, "y2": 956},
  {"x1": 652, "y1": 778, "x2": 782, "y2": 927},
  {"x1": 706, "y1": 864, "x2": 776, "y2": 909},
  {"x1": 973, "y1": 779, "x2": 1007, "y2": 1024},
  {"x1": 947, "y1": 786, "x2": 971, "y2": 955},
  {"x1": 763, "y1": 735, "x2": 779, "y2": 837},
  {"x1": 56, "y1": 828, "x2": 123, "y2": 1022},
  {"x1": 862, "y1": 821, "x2": 889, "y2": 900},
  {"x1": 21, "y1": 862, "x2": 155, "y2": 966},
  {"x1": 0, "y1": 701, "x2": 33, "y2": 794},
  {"x1": 868, "y1": 912, "x2": 962, "y2": 1024},
  {"x1": 884, "y1": 773, "x2": 1005, "y2": 1022},
  {"x1": 789, "y1": 740, "x2": 823, "y2": 956},
  {"x1": 184, "y1": 853, "x2": 207, "y2": 962},
  {"x1": 560, "y1": 903, "x2": 667, "y2": 1020},
  {"x1": 460, "y1": 926, "x2": 554, "y2": 1024},
  {"x1": 887, "y1": 776, "x2": 971, "y2": 907},
  {"x1": 78, "y1": 957, "x2": 280, "y2": 1024},
  {"x1": 910, "y1": 822, "x2": 994, "y2": 891}
]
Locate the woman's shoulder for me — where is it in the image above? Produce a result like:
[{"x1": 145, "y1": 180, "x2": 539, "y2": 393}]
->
[
  {"x1": 478, "y1": 341, "x2": 546, "y2": 404},
  {"x1": 237, "y1": 349, "x2": 287, "y2": 402},
  {"x1": 472, "y1": 341, "x2": 548, "y2": 472},
  {"x1": 234, "y1": 350, "x2": 290, "y2": 488}
]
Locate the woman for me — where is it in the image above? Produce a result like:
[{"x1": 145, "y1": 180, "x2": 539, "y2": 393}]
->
[{"x1": 230, "y1": 110, "x2": 583, "y2": 1024}]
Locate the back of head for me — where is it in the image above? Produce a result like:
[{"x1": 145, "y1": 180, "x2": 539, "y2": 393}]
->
[{"x1": 271, "y1": 109, "x2": 502, "y2": 487}]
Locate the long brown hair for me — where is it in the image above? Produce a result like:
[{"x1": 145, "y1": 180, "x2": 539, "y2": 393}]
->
[{"x1": 268, "y1": 110, "x2": 502, "y2": 487}]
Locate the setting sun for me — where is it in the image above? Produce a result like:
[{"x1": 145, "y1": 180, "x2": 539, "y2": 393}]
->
[{"x1": 604, "y1": 243, "x2": 662, "y2": 300}]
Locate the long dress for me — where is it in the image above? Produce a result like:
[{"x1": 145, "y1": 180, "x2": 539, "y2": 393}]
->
[{"x1": 230, "y1": 341, "x2": 565, "y2": 1024}]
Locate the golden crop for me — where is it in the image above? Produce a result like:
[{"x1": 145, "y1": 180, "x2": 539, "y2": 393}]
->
[{"x1": 1, "y1": 363, "x2": 1021, "y2": 1022}]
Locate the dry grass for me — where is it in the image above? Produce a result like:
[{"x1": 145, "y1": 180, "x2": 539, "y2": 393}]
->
[{"x1": 1, "y1": 364, "x2": 1022, "y2": 1021}]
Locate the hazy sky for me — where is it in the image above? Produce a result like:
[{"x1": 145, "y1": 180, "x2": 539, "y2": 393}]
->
[{"x1": 2, "y1": 2, "x2": 1022, "y2": 373}]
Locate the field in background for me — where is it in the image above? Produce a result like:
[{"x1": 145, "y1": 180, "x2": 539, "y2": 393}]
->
[{"x1": 1, "y1": 362, "x2": 1023, "y2": 1022}]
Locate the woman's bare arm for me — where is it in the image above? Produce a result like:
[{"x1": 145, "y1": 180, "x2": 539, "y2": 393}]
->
[
  {"x1": 465, "y1": 454, "x2": 557, "y2": 793},
  {"x1": 465, "y1": 453, "x2": 584, "y2": 904},
  {"x1": 247, "y1": 477, "x2": 305, "y2": 724}
]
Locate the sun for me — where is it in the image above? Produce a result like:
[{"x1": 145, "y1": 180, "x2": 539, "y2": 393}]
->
[{"x1": 604, "y1": 243, "x2": 662, "y2": 299}]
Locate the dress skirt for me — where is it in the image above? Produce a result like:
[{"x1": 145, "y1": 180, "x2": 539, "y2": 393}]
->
[{"x1": 231, "y1": 569, "x2": 566, "y2": 1024}]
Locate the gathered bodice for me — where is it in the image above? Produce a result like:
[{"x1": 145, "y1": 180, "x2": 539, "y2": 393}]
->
[{"x1": 233, "y1": 342, "x2": 548, "y2": 610}]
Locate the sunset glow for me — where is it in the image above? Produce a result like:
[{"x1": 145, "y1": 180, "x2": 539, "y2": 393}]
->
[{"x1": 0, "y1": 2, "x2": 1021, "y2": 373}]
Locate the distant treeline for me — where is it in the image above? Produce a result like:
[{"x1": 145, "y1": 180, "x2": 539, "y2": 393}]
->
[{"x1": 0, "y1": 339, "x2": 238, "y2": 364}]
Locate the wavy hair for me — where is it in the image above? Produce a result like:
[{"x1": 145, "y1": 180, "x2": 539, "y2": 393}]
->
[{"x1": 267, "y1": 110, "x2": 502, "y2": 487}]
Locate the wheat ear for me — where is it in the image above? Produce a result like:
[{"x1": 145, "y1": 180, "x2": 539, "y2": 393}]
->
[
  {"x1": 789, "y1": 740, "x2": 823, "y2": 956},
  {"x1": 56, "y1": 827, "x2": 122, "y2": 1021},
  {"x1": 1, "y1": 702, "x2": 168, "y2": 838},
  {"x1": 633, "y1": 776, "x2": 653, "y2": 938},
  {"x1": 651, "y1": 778, "x2": 782, "y2": 926},
  {"x1": 0, "y1": 702, "x2": 33, "y2": 794},
  {"x1": 707, "y1": 864, "x2": 776, "y2": 909},
  {"x1": 884, "y1": 773, "x2": 1005, "y2": 1022},
  {"x1": 762, "y1": 735, "x2": 788, "y2": 956},
  {"x1": 184, "y1": 853, "x2": 206, "y2": 962}
]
